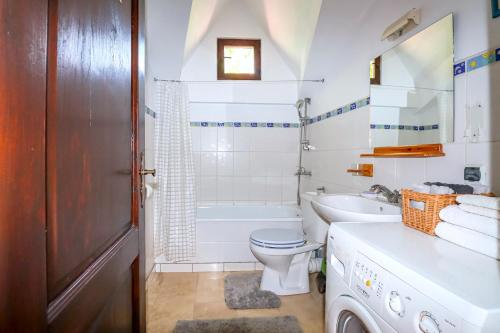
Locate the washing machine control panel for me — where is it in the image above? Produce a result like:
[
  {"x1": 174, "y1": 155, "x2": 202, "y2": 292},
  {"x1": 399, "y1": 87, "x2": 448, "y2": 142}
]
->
[
  {"x1": 351, "y1": 254, "x2": 387, "y2": 311},
  {"x1": 352, "y1": 253, "x2": 463, "y2": 333}
]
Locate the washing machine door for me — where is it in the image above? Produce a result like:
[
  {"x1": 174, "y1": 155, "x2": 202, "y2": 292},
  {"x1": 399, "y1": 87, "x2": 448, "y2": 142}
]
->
[{"x1": 328, "y1": 295, "x2": 382, "y2": 333}]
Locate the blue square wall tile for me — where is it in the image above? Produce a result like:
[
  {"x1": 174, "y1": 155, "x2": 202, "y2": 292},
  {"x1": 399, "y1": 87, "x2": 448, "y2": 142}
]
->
[
  {"x1": 496, "y1": 48, "x2": 500, "y2": 61},
  {"x1": 350, "y1": 103, "x2": 357, "y2": 110},
  {"x1": 454, "y1": 62, "x2": 466, "y2": 76}
]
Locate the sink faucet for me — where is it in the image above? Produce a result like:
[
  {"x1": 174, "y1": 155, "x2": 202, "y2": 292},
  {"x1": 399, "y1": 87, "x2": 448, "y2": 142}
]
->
[{"x1": 370, "y1": 184, "x2": 401, "y2": 204}]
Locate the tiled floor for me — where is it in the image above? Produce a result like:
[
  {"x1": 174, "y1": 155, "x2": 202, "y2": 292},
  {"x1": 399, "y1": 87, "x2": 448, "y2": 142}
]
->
[{"x1": 146, "y1": 271, "x2": 325, "y2": 333}]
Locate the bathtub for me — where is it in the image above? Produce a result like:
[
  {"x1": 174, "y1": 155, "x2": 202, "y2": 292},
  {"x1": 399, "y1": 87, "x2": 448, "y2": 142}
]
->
[{"x1": 191, "y1": 205, "x2": 303, "y2": 264}]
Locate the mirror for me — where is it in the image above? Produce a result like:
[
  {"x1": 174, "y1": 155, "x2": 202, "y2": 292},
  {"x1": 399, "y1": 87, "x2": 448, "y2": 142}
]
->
[{"x1": 369, "y1": 14, "x2": 454, "y2": 148}]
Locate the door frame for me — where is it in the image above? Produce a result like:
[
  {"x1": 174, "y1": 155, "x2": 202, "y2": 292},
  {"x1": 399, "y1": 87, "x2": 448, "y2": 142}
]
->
[{"x1": 132, "y1": 0, "x2": 147, "y2": 330}]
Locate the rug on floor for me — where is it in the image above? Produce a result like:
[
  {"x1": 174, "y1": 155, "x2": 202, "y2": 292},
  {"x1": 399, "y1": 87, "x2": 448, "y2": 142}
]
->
[
  {"x1": 173, "y1": 315, "x2": 303, "y2": 333},
  {"x1": 224, "y1": 272, "x2": 281, "y2": 309}
]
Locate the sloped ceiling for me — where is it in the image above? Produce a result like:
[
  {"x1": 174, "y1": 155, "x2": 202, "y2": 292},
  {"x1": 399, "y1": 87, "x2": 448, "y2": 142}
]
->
[
  {"x1": 245, "y1": 0, "x2": 323, "y2": 79},
  {"x1": 183, "y1": 0, "x2": 323, "y2": 79}
]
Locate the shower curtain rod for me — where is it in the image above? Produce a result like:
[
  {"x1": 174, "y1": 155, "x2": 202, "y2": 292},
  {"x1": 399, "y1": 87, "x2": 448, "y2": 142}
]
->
[{"x1": 153, "y1": 77, "x2": 325, "y2": 83}]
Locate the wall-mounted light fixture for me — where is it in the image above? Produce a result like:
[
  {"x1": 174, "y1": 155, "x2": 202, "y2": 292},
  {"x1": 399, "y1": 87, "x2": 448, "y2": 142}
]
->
[{"x1": 382, "y1": 8, "x2": 420, "y2": 41}]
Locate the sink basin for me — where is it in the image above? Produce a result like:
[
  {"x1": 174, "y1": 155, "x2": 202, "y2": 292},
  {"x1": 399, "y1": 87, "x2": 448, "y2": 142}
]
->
[{"x1": 311, "y1": 194, "x2": 402, "y2": 223}]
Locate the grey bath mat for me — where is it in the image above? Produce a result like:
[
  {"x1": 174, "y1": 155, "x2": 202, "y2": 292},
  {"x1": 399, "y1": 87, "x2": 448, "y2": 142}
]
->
[
  {"x1": 173, "y1": 315, "x2": 302, "y2": 333},
  {"x1": 224, "y1": 272, "x2": 281, "y2": 309}
]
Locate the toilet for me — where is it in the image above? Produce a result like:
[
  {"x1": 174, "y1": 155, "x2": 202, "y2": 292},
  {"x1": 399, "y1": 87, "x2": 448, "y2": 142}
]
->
[{"x1": 249, "y1": 192, "x2": 329, "y2": 295}]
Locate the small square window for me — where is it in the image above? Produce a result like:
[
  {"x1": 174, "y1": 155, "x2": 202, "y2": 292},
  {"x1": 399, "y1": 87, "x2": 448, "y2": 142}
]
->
[{"x1": 217, "y1": 39, "x2": 261, "y2": 80}]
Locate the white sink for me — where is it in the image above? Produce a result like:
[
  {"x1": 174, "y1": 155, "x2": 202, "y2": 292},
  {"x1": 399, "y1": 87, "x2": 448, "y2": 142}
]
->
[{"x1": 311, "y1": 194, "x2": 402, "y2": 223}]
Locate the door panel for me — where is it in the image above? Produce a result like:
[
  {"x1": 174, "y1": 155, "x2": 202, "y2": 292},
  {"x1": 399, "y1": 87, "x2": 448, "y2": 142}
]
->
[
  {"x1": 47, "y1": 0, "x2": 133, "y2": 299},
  {"x1": 0, "y1": 0, "x2": 48, "y2": 331},
  {"x1": 47, "y1": 229, "x2": 138, "y2": 332}
]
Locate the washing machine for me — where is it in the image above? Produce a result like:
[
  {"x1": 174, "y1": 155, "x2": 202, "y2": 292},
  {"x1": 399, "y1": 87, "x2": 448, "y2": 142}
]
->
[{"x1": 326, "y1": 222, "x2": 500, "y2": 333}]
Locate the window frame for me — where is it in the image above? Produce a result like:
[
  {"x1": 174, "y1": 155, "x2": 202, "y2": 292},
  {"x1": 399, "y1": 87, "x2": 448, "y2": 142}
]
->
[
  {"x1": 217, "y1": 38, "x2": 261, "y2": 80},
  {"x1": 370, "y1": 56, "x2": 381, "y2": 85}
]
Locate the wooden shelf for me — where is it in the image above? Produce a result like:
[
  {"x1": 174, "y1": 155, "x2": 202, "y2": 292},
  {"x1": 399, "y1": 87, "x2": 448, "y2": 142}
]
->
[{"x1": 360, "y1": 144, "x2": 445, "y2": 158}]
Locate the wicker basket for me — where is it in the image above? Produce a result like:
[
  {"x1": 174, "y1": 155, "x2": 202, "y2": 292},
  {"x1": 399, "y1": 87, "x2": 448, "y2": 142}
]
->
[{"x1": 401, "y1": 189, "x2": 458, "y2": 235}]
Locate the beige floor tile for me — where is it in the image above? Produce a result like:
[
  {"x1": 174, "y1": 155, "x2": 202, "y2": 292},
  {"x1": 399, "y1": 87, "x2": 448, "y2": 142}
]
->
[
  {"x1": 147, "y1": 272, "x2": 325, "y2": 333},
  {"x1": 235, "y1": 308, "x2": 281, "y2": 318},
  {"x1": 195, "y1": 273, "x2": 226, "y2": 303},
  {"x1": 193, "y1": 301, "x2": 237, "y2": 320}
]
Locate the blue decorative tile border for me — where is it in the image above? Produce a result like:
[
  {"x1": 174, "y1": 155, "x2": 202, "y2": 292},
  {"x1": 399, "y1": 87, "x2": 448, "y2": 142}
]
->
[
  {"x1": 455, "y1": 47, "x2": 500, "y2": 76},
  {"x1": 190, "y1": 121, "x2": 300, "y2": 128},
  {"x1": 370, "y1": 124, "x2": 439, "y2": 131},
  {"x1": 306, "y1": 97, "x2": 370, "y2": 125}
]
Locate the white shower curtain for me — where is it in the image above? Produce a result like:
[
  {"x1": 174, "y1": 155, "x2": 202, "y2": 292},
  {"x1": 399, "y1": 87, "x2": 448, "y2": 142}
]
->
[{"x1": 153, "y1": 81, "x2": 196, "y2": 262}]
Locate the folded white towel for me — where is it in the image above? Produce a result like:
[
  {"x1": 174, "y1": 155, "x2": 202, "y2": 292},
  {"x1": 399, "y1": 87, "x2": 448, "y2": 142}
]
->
[
  {"x1": 410, "y1": 184, "x2": 454, "y2": 194},
  {"x1": 460, "y1": 204, "x2": 500, "y2": 220},
  {"x1": 430, "y1": 185, "x2": 454, "y2": 194},
  {"x1": 471, "y1": 184, "x2": 489, "y2": 195},
  {"x1": 439, "y1": 205, "x2": 500, "y2": 238},
  {"x1": 435, "y1": 222, "x2": 500, "y2": 260},
  {"x1": 457, "y1": 195, "x2": 500, "y2": 210},
  {"x1": 411, "y1": 184, "x2": 431, "y2": 193}
]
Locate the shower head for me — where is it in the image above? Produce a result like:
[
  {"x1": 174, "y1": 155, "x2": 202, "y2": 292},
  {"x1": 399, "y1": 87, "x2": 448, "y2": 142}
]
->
[{"x1": 296, "y1": 99, "x2": 305, "y2": 118}]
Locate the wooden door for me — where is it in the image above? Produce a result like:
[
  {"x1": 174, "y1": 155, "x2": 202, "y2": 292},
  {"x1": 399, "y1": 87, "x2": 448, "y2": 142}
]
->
[
  {"x1": 1, "y1": 0, "x2": 145, "y2": 331},
  {"x1": 0, "y1": 1, "x2": 49, "y2": 330},
  {"x1": 46, "y1": 0, "x2": 145, "y2": 331}
]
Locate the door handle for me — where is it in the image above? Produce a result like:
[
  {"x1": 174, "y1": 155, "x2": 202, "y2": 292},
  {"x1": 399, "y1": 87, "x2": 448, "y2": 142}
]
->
[
  {"x1": 139, "y1": 152, "x2": 155, "y2": 208},
  {"x1": 139, "y1": 168, "x2": 156, "y2": 177}
]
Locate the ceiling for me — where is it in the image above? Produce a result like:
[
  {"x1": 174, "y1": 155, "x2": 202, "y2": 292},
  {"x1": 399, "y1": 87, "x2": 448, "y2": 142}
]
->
[{"x1": 183, "y1": 0, "x2": 323, "y2": 79}]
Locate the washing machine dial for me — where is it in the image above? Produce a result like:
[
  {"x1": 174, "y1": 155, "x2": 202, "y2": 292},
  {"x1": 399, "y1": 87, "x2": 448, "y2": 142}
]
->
[
  {"x1": 388, "y1": 291, "x2": 405, "y2": 317},
  {"x1": 419, "y1": 311, "x2": 441, "y2": 333}
]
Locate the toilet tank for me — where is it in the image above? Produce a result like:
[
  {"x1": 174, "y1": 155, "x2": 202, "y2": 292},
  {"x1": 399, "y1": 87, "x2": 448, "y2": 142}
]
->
[{"x1": 301, "y1": 192, "x2": 329, "y2": 244}]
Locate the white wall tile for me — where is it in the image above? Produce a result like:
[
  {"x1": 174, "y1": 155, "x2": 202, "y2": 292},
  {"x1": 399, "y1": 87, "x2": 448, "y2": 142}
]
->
[
  {"x1": 233, "y1": 177, "x2": 250, "y2": 201},
  {"x1": 425, "y1": 143, "x2": 465, "y2": 184},
  {"x1": 217, "y1": 127, "x2": 234, "y2": 152},
  {"x1": 223, "y1": 262, "x2": 256, "y2": 272},
  {"x1": 200, "y1": 127, "x2": 218, "y2": 151},
  {"x1": 193, "y1": 263, "x2": 224, "y2": 272},
  {"x1": 251, "y1": 128, "x2": 268, "y2": 151},
  {"x1": 191, "y1": 127, "x2": 201, "y2": 152},
  {"x1": 281, "y1": 152, "x2": 298, "y2": 177},
  {"x1": 200, "y1": 152, "x2": 217, "y2": 176},
  {"x1": 217, "y1": 152, "x2": 233, "y2": 176},
  {"x1": 250, "y1": 152, "x2": 268, "y2": 177},
  {"x1": 266, "y1": 153, "x2": 283, "y2": 176},
  {"x1": 234, "y1": 152, "x2": 250, "y2": 176},
  {"x1": 200, "y1": 176, "x2": 217, "y2": 201},
  {"x1": 217, "y1": 176, "x2": 234, "y2": 201},
  {"x1": 160, "y1": 263, "x2": 193, "y2": 272},
  {"x1": 192, "y1": 152, "x2": 201, "y2": 176},
  {"x1": 395, "y1": 158, "x2": 427, "y2": 189},
  {"x1": 234, "y1": 127, "x2": 252, "y2": 151},
  {"x1": 265, "y1": 177, "x2": 282, "y2": 202},
  {"x1": 282, "y1": 176, "x2": 298, "y2": 203},
  {"x1": 249, "y1": 177, "x2": 266, "y2": 201}
]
